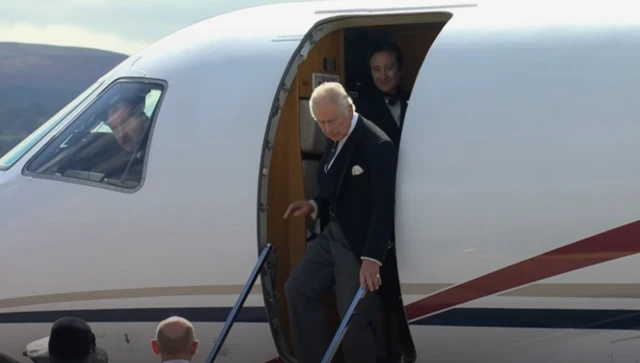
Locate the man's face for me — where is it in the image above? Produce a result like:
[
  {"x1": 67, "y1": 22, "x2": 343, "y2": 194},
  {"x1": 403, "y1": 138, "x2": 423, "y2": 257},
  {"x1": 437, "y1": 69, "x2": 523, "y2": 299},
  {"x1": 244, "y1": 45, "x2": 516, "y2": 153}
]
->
[
  {"x1": 312, "y1": 99, "x2": 352, "y2": 142},
  {"x1": 106, "y1": 101, "x2": 134, "y2": 129},
  {"x1": 369, "y1": 51, "x2": 401, "y2": 94}
]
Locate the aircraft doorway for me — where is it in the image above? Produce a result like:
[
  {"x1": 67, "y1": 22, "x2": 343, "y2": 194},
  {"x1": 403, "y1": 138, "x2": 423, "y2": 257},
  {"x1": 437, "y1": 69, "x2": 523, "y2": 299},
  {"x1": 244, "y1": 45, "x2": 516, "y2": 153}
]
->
[{"x1": 258, "y1": 13, "x2": 449, "y2": 363}]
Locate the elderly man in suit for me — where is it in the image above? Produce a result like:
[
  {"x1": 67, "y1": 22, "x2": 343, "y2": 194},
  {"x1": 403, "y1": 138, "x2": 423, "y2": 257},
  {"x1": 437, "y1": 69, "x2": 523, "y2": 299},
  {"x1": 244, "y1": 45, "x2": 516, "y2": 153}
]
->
[{"x1": 283, "y1": 82, "x2": 398, "y2": 363}]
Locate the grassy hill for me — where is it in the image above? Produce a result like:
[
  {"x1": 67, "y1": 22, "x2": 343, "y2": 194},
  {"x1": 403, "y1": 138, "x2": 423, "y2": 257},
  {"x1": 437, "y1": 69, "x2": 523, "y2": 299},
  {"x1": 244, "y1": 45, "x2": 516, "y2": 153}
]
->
[{"x1": 0, "y1": 42, "x2": 127, "y2": 157}]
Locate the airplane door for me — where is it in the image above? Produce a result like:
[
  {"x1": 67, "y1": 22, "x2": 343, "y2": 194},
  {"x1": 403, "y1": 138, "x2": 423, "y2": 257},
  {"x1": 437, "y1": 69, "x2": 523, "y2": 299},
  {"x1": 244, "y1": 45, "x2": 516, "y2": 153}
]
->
[{"x1": 393, "y1": 6, "x2": 479, "y2": 315}]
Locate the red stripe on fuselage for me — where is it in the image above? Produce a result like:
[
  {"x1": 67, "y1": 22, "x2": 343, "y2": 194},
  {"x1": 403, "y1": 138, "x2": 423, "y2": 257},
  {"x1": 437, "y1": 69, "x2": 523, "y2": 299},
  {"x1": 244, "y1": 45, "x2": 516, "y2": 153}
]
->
[{"x1": 404, "y1": 220, "x2": 640, "y2": 322}]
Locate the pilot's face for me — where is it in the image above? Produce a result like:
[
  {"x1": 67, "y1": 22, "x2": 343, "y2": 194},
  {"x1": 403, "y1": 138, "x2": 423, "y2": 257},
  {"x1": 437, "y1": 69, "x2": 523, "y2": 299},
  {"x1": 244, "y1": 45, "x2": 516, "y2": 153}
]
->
[
  {"x1": 107, "y1": 101, "x2": 134, "y2": 129},
  {"x1": 369, "y1": 51, "x2": 401, "y2": 94},
  {"x1": 313, "y1": 99, "x2": 352, "y2": 142}
]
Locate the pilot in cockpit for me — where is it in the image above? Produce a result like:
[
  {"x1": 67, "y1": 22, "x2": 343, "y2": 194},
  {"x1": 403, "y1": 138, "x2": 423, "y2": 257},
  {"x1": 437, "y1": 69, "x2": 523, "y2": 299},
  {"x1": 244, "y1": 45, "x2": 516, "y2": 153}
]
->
[
  {"x1": 105, "y1": 92, "x2": 150, "y2": 152},
  {"x1": 63, "y1": 90, "x2": 152, "y2": 181},
  {"x1": 29, "y1": 86, "x2": 153, "y2": 184}
]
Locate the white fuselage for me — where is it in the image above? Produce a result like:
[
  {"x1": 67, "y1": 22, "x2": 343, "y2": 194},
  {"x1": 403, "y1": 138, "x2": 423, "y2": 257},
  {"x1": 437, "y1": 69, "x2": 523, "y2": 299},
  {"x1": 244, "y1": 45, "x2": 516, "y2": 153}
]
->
[{"x1": 2, "y1": 1, "x2": 640, "y2": 362}]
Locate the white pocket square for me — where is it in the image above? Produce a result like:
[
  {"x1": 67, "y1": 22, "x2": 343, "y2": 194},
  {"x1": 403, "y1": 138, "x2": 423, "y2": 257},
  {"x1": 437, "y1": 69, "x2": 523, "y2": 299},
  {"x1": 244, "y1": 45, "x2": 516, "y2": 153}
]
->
[{"x1": 352, "y1": 165, "x2": 364, "y2": 175}]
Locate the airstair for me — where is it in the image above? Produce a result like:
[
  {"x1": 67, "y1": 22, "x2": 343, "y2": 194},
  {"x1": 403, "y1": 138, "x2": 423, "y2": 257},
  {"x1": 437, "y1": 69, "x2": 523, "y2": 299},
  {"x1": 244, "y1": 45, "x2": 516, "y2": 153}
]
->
[
  {"x1": 205, "y1": 243, "x2": 368, "y2": 363},
  {"x1": 205, "y1": 243, "x2": 275, "y2": 363}
]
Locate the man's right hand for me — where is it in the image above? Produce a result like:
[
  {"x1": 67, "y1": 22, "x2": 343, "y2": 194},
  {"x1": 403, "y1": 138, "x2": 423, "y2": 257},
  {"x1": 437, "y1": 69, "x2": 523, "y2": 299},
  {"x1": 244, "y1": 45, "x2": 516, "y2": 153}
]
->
[{"x1": 283, "y1": 200, "x2": 314, "y2": 219}]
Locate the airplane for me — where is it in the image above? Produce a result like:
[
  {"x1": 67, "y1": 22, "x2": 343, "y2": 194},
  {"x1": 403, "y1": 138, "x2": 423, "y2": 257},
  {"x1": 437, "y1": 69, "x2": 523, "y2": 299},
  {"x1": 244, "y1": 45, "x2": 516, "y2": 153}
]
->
[{"x1": 2, "y1": 0, "x2": 640, "y2": 362}]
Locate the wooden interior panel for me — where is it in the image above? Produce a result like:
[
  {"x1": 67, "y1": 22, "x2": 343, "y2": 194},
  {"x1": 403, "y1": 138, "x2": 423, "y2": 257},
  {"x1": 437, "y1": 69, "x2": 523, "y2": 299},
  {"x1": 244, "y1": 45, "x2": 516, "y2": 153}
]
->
[
  {"x1": 266, "y1": 76, "x2": 306, "y2": 352},
  {"x1": 393, "y1": 28, "x2": 440, "y2": 92},
  {"x1": 351, "y1": 24, "x2": 440, "y2": 93},
  {"x1": 294, "y1": 28, "x2": 346, "y2": 352},
  {"x1": 297, "y1": 29, "x2": 346, "y2": 98}
]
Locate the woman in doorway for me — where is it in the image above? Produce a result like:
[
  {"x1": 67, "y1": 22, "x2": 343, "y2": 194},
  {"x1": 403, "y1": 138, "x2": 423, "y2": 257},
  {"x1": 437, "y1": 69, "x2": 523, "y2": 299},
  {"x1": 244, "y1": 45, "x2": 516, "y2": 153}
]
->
[{"x1": 353, "y1": 42, "x2": 415, "y2": 363}]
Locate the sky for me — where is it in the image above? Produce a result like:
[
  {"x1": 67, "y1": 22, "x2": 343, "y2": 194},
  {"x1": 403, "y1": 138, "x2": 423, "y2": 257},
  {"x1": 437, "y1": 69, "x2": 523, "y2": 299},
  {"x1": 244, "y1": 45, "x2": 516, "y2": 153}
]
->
[
  {"x1": 0, "y1": 0, "x2": 317, "y2": 55},
  {"x1": 0, "y1": 0, "x2": 607, "y2": 55}
]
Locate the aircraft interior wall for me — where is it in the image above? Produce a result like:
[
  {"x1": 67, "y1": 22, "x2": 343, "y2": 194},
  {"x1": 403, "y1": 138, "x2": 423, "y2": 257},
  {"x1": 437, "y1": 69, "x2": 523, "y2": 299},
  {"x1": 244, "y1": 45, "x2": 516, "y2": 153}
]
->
[{"x1": 264, "y1": 18, "x2": 444, "y2": 362}]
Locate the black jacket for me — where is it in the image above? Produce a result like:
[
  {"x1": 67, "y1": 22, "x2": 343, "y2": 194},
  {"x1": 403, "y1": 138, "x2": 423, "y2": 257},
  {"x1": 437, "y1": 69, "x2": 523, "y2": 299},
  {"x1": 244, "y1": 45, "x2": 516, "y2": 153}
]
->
[
  {"x1": 313, "y1": 115, "x2": 398, "y2": 263},
  {"x1": 352, "y1": 85, "x2": 409, "y2": 148}
]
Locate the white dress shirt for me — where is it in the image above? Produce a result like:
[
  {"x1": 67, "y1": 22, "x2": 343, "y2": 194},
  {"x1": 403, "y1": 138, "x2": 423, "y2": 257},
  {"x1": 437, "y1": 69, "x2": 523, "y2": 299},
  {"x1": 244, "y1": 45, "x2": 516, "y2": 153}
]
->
[
  {"x1": 325, "y1": 111, "x2": 359, "y2": 171},
  {"x1": 308, "y1": 112, "x2": 382, "y2": 266}
]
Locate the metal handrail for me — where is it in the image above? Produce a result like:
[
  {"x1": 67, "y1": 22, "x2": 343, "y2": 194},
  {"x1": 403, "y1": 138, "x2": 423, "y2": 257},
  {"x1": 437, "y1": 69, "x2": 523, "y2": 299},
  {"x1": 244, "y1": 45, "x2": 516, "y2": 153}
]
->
[
  {"x1": 205, "y1": 243, "x2": 275, "y2": 363},
  {"x1": 320, "y1": 285, "x2": 367, "y2": 363}
]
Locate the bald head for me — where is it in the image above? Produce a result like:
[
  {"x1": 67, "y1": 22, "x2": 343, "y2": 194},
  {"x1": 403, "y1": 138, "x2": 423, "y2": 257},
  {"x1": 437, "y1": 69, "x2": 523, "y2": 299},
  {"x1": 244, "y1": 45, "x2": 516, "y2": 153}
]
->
[
  {"x1": 309, "y1": 82, "x2": 355, "y2": 141},
  {"x1": 151, "y1": 316, "x2": 199, "y2": 360}
]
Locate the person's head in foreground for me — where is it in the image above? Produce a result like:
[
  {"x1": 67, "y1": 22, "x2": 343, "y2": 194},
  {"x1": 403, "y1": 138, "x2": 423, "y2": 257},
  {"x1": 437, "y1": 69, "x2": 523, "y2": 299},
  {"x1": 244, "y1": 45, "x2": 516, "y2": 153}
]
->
[
  {"x1": 151, "y1": 316, "x2": 199, "y2": 362},
  {"x1": 48, "y1": 317, "x2": 96, "y2": 363}
]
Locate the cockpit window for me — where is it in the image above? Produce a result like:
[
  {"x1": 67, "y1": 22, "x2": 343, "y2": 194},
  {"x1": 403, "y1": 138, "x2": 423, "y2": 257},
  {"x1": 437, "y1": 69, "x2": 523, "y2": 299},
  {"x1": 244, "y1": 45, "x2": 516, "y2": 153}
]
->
[
  {"x1": 24, "y1": 79, "x2": 165, "y2": 190},
  {"x1": 0, "y1": 78, "x2": 105, "y2": 171}
]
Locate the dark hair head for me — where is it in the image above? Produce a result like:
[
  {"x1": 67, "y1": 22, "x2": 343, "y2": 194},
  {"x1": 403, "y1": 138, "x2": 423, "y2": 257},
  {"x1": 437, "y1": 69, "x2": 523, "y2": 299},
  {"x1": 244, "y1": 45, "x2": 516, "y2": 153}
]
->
[
  {"x1": 367, "y1": 42, "x2": 403, "y2": 69},
  {"x1": 106, "y1": 82, "x2": 147, "y2": 109},
  {"x1": 48, "y1": 317, "x2": 96, "y2": 361}
]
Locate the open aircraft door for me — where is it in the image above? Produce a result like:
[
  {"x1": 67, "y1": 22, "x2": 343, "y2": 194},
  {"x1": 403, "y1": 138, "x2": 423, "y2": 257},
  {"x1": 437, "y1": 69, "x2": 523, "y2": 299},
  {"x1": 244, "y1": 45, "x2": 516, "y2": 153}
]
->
[
  {"x1": 256, "y1": 2, "x2": 477, "y2": 363},
  {"x1": 392, "y1": 2, "x2": 483, "y2": 358}
]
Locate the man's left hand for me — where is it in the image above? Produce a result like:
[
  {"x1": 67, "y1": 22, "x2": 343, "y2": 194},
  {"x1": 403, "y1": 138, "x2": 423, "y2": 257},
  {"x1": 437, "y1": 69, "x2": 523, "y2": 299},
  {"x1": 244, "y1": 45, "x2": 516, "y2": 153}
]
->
[{"x1": 360, "y1": 259, "x2": 381, "y2": 292}]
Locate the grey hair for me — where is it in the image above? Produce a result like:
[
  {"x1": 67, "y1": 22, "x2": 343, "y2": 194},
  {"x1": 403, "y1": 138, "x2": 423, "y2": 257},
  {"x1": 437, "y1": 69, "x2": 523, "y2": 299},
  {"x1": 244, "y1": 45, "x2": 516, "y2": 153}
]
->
[{"x1": 308, "y1": 82, "x2": 355, "y2": 120}]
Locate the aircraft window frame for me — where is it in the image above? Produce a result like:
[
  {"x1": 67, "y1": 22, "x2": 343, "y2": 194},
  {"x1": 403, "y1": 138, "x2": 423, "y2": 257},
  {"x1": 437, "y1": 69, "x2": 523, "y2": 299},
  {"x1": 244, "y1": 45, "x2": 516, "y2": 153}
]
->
[
  {"x1": 22, "y1": 77, "x2": 169, "y2": 194},
  {"x1": 0, "y1": 77, "x2": 106, "y2": 171}
]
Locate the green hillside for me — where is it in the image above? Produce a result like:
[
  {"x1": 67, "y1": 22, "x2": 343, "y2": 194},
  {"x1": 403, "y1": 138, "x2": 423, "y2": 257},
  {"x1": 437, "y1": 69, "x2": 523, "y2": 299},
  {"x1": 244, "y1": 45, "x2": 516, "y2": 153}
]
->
[{"x1": 0, "y1": 42, "x2": 127, "y2": 157}]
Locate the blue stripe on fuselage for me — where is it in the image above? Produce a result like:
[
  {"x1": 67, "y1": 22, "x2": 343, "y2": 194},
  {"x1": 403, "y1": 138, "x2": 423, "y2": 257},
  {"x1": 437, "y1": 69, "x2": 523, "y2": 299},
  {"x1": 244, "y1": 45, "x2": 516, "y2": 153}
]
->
[{"x1": 2, "y1": 307, "x2": 640, "y2": 330}]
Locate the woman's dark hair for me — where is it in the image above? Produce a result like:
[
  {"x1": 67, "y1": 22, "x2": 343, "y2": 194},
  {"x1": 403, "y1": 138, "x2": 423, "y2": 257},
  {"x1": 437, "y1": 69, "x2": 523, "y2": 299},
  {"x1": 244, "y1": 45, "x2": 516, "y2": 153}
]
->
[{"x1": 367, "y1": 42, "x2": 404, "y2": 69}]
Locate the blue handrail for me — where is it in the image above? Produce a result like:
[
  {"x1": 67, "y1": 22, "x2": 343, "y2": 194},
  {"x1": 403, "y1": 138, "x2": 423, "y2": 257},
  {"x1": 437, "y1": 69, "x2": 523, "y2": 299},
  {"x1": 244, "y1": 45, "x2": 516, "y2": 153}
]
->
[
  {"x1": 205, "y1": 243, "x2": 275, "y2": 363},
  {"x1": 320, "y1": 285, "x2": 367, "y2": 363}
]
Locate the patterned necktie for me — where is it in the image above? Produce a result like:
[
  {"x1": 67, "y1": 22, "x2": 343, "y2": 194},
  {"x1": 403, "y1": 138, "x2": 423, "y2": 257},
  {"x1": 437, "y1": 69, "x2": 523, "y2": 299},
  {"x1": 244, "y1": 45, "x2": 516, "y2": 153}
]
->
[{"x1": 324, "y1": 141, "x2": 338, "y2": 173}]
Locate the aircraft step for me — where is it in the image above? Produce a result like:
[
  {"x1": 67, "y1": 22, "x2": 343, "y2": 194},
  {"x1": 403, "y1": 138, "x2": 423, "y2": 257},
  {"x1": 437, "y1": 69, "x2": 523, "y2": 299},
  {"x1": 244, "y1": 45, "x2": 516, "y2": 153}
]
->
[{"x1": 205, "y1": 243, "x2": 275, "y2": 363}]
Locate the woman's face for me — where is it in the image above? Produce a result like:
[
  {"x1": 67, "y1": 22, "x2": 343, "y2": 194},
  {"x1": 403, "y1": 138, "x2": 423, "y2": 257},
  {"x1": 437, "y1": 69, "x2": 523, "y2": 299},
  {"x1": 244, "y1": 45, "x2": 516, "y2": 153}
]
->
[{"x1": 369, "y1": 51, "x2": 401, "y2": 94}]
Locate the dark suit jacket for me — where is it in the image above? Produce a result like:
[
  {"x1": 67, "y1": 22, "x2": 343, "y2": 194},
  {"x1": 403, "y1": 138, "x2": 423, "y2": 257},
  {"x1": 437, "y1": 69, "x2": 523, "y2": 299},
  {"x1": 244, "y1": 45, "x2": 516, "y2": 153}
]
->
[
  {"x1": 352, "y1": 85, "x2": 409, "y2": 148},
  {"x1": 313, "y1": 115, "x2": 398, "y2": 263}
]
